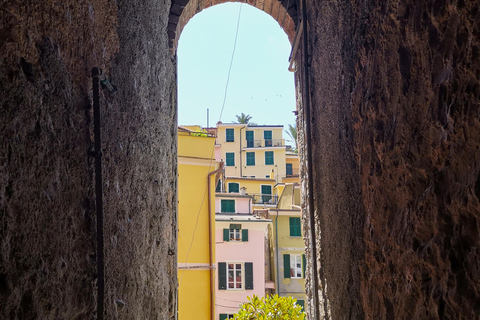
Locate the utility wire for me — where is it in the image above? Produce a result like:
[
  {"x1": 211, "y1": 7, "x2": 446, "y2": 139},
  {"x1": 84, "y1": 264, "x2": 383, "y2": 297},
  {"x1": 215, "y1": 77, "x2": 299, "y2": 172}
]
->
[
  {"x1": 180, "y1": 3, "x2": 243, "y2": 286},
  {"x1": 218, "y1": 3, "x2": 243, "y2": 121}
]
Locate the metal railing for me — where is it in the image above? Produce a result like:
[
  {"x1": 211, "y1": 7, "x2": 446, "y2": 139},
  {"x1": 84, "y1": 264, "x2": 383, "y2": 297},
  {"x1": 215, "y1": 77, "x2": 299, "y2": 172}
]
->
[
  {"x1": 245, "y1": 139, "x2": 285, "y2": 148},
  {"x1": 250, "y1": 193, "x2": 278, "y2": 205},
  {"x1": 285, "y1": 168, "x2": 300, "y2": 177}
]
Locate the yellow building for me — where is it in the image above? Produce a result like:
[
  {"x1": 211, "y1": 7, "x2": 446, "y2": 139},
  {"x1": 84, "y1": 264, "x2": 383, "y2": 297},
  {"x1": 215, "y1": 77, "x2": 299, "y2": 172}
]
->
[
  {"x1": 268, "y1": 184, "x2": 306, "y2": 309},
  {"x1": 216, "y1": 123, "x2": 286, "y2": 182},
  {"x1": 177, "y1": 126, "x2": 220, "y2": 320}
]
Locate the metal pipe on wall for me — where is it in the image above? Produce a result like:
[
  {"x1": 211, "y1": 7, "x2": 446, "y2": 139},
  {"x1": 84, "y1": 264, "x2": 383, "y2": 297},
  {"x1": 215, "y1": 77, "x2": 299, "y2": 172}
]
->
[{"x1": 207, "y1": 162, "x2": 224, "y2": 320}]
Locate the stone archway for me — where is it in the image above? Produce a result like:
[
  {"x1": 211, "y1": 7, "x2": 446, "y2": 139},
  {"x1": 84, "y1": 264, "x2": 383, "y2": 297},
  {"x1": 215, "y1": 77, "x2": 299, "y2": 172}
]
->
[{"x1": 168, "y1": 0, "x2": 298, "y2": 52}]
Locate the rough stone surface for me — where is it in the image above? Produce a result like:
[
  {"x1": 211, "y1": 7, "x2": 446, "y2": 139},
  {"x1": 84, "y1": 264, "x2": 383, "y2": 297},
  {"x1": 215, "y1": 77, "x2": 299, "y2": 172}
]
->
[
  {"x1": 1, "y1": 0, "x2": 176, "y2": 319},
  {"x1": 300, "y1": 0, "x2": 480, "y2": 319}
]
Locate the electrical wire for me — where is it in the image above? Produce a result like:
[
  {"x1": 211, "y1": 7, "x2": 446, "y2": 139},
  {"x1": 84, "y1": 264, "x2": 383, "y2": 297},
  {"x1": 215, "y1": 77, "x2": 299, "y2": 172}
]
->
[
  {"x1": 218, "y1": 3, "x2": 243, "y2": 121},
  {"x1": 179, "y1": 2, "x2": 243, "y2": 286}
]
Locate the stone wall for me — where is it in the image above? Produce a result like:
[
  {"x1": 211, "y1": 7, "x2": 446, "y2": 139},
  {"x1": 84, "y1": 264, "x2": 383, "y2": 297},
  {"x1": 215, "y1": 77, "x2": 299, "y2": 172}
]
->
[
  {"x1": 0, "y1": 0, "x2": 177, "y2": 318},
  {"x1": 301, "y1": 0, "x2": 480, "y2": 319}
]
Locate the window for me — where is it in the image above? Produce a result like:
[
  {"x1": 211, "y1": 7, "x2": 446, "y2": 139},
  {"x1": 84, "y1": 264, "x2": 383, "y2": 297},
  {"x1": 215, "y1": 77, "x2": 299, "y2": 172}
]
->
[
  {"x1": 290, "y1": 255, "x2": 303, "y2": 278},
  {"x1": 246, "y1": 130, "x2": 254, "y2": 148},
  {"x1": 283, "y1": 254, "x2": 306, "y2": 279},
  {"x1": 286, "y1": 163, "x2": 293, "y2": 176},
  {"x1": 228, "y1": 263, "x2": 243, "y2": 289},
  {"x1": 228, "y1": 182, "x2": 239, "y2": 193},
  {"x1": 219, "y1": 315, "x2": 235, "y2": 320},
  {"x1": 223, "y1": 224, "x2": 248, "y2": 242},
  {"x1": 218, "y1": 262, "x2": 253, "y2": 290},
  {"x1": 226, "y1": 128, "x2": 234, "y2": 142},
  {"x1": 261, "y1": 185, "x2": 272, "y2": 204},
  {"x1": 246, "y1": 152, "x2": 255, "y2": 166},
  {"x1": 264, "y1": 130, "x2": 272, "y2": 147},
  {"x1": 225, "y1": 152, "x2": 235, "y2": 166},
  {"x1": 289, "y1": 217, "x2": 301, "y2": 237},
  {"x1": 221, "y1": 200, "x2": 235, "y2": 213},
  {"x1": 265, "y1": 151, "x2": 274, "y2": 165}
]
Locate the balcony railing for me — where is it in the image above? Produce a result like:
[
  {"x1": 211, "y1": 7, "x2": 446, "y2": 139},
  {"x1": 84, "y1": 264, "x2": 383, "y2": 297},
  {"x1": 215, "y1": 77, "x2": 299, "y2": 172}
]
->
[
  {"x1": 245, "y1": 139, "x2": 284, "y2": 148},
  {"x1": 250, "y1": 193, "x2": 278, "y2": 205},
  {"x1": 285, "y1": 168, "x2": 300, "y2": 177}
]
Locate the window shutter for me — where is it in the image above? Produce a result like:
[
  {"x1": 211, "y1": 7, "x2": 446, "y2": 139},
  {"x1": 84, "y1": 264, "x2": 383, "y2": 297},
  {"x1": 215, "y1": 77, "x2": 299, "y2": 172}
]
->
[
  {"x1": 245, "y1": 262, "x2": 253, "y2": 290},
  {"x1": 223, "y1": 229, "x2": 229, "y2": 242},
  {"x1": 297, "y1": 300, "x2": 305, "y2": 311},
  {"x1": 242, "y1": 229, "x2": 248, "y2": 242},
  {"x1": 302, "y1": 254, "x2": 306, "y2": 278},
  {"x1": 289, "y1": 217, "x2": 294, "y2": 236},
  {"x1": 283, "y1": 254, "x2": 291, "y2": 279},
  {"x1": 220, "y1": 314, "x2": 228, "y2": 320},
  {"x1": 218, "y1": 262, "x2": 227, "y2": 290}
]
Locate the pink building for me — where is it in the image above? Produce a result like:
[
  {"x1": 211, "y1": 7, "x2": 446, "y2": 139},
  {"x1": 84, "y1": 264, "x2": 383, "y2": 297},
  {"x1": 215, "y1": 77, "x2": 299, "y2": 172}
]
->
[{"x1": 215, "y1": 214, "x2": 271, "y2": 320}]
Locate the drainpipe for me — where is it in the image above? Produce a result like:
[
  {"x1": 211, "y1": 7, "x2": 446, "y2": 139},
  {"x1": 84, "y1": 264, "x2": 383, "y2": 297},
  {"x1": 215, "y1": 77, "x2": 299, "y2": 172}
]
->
[
  {"x1": 275, "y1": 210, "x2": 280, "y2": 295},
  {"x1": 301, "y1": 0, "x2": 324, "y2": 318},
  {"x1": 91, "y1": 67, "x2": 105, "y2": 320},
  {"x1": 239, "y1": 126, "x2": 245, "y2": 177},
  {"x1": 208, "y1": 161, "x2": 224, "y2": 320}
]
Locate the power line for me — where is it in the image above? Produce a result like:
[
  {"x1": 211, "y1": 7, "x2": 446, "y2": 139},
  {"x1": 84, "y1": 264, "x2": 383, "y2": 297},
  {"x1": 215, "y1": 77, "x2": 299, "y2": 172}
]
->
[{"x1": 218, "y1": 3, "x2": 243, "y2": 121}]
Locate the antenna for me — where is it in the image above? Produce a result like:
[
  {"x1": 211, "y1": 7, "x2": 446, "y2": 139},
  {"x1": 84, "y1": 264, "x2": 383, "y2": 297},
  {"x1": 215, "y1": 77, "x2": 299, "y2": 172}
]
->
[{"x1": 207, "y1": 108, "x2": 209, "y2": 128}]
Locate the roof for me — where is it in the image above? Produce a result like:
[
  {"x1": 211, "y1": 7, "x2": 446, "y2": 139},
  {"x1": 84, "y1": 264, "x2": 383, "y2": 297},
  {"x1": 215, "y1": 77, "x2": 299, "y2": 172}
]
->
[{"x1": 215, "y1": 214, "x2": 271, "y2": 222}]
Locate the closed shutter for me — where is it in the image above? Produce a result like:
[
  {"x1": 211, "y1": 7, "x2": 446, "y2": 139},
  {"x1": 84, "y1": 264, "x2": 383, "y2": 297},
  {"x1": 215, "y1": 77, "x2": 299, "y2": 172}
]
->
[
  {"x1": 221, "y1": 200, "x2": 235, "y2": 213},
  {"x1": 245, "y1": 262, "x2": 253, "y2": 290},
  {"x1": 218, "y1": 262, "x2": 227, "y2": 290},
  {"x1": 223, "y1": 229, "x2": 229, "y2": 242},
  {"x1": 226, "y1": 153, "x2": 235, "y2": 166},
  {"x1": 228, "y1": 183, "x2": 239, "y2": 193},
  {"x1": 226, "y1": 129, "x2": 234, "y2": 142},
  {"x1": 265, "y1": 151, "x2": 274, "y2": 165},
  {"x1": 302, "y1": 254, "x2": 306, "y2": 278},
  {"x1": 286, "y1": 163, "x2": 293, "y2": 176},
  {"x1": 283, "y1": 254, "x2": 291, "y2": 279},
  {"x1": 242, "y1": 229, "x2": 248, "y2": 242},
  {"x1": 220, "y1": 314, "x2": 228, "y2": 320},
  {"x1": 297, "y1": 300, "x2": 305, "y2": 311},
  {"x1": 289, "y1": 217, "x2": 301, "y2": 236}
]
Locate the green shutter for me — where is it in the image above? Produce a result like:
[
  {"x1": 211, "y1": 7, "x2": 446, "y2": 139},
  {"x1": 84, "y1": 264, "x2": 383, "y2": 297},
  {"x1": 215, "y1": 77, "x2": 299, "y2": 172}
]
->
[
  {"x1": 218, "y1": 262, "x2": 227, "y2": 290},
  {"x1": 228, "y1": 183, "x2": 239, "y2": 193},
  {"x1": 245, "y1": 262, "x2": 253, "y2": 290},
  {"x1": 283, "y1": 254, "x2": 291, "y2": 279},
  {"x1": 290, "y1": 217, "x2": 301, "y2": 236},
  {"x1": 221, "y1": 200, "x2": 235, "y2": 213},
  {"x1": 297, "y1": 300, "x2": 305, "y2": 311},
  {"x1": 220, "y1": 314, "x2": 228, "y2": 320},
  {"x1": 242, "y1": 229, "x2": 248, "y2": 242},
  {"x1": 226, "y1": 153, "x2": 235, "y2": 166},
  {"x1": 223, "y1": 229, "x2": 229, "y2": 242},
  {"x1": 226, "y1": 128, "x2": 234, "y2": 142},
  {"x1": 286, "y1": 163, "x2": 293, "y2": 175},
  {"x1": 302, "y1": 254, "x2": 306, "y2": 278},
  {"x1": 265, "y1": 151, "x2": 274, "y2": 165}
]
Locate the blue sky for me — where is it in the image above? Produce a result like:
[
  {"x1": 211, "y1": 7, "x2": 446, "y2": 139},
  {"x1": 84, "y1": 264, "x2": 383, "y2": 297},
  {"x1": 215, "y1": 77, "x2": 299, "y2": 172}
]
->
[{"x1": 177, "y1": 2, "x2": 296, "y2": 131}]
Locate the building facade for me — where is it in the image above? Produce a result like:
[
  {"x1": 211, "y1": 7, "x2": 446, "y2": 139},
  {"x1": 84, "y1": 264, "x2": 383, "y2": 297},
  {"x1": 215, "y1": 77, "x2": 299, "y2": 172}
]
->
[{"x1": 177, "y1": 127, "x2": 220, "y2": 320}]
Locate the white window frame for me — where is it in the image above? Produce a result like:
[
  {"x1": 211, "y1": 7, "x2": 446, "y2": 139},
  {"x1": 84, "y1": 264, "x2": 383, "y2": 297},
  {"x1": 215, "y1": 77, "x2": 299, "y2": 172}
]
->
[
  {"x1": 229, "y1": 228, "x2": 241, "y2": 241},
  {"x1": 290, "y1": 255, "x2": 303, "y2": 279},
  {"x1": 227, "y1": 262, "x2": 243, "y2": 290}
]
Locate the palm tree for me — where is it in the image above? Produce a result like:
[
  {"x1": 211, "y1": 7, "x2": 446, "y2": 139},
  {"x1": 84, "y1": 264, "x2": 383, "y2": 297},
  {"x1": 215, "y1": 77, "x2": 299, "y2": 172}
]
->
[
  {"x1": 235, "y1": 113, "x2": 253, "y2": 124},
  {"x1": 285, "y1": 123, "x2": 297, "y2": 152}
]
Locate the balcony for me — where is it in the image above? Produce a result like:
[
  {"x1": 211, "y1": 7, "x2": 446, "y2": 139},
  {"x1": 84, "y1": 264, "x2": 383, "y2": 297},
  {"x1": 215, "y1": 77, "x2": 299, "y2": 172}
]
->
[
  {"x1": 250, "y1": 193, "x2": 278, "y2": 205},
  {"x1": 285, "y1": 168, "x2": 300, "y2": 177},
  {"x1": 245, "y1": 139, "x2": 285, "y2": 148}
]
